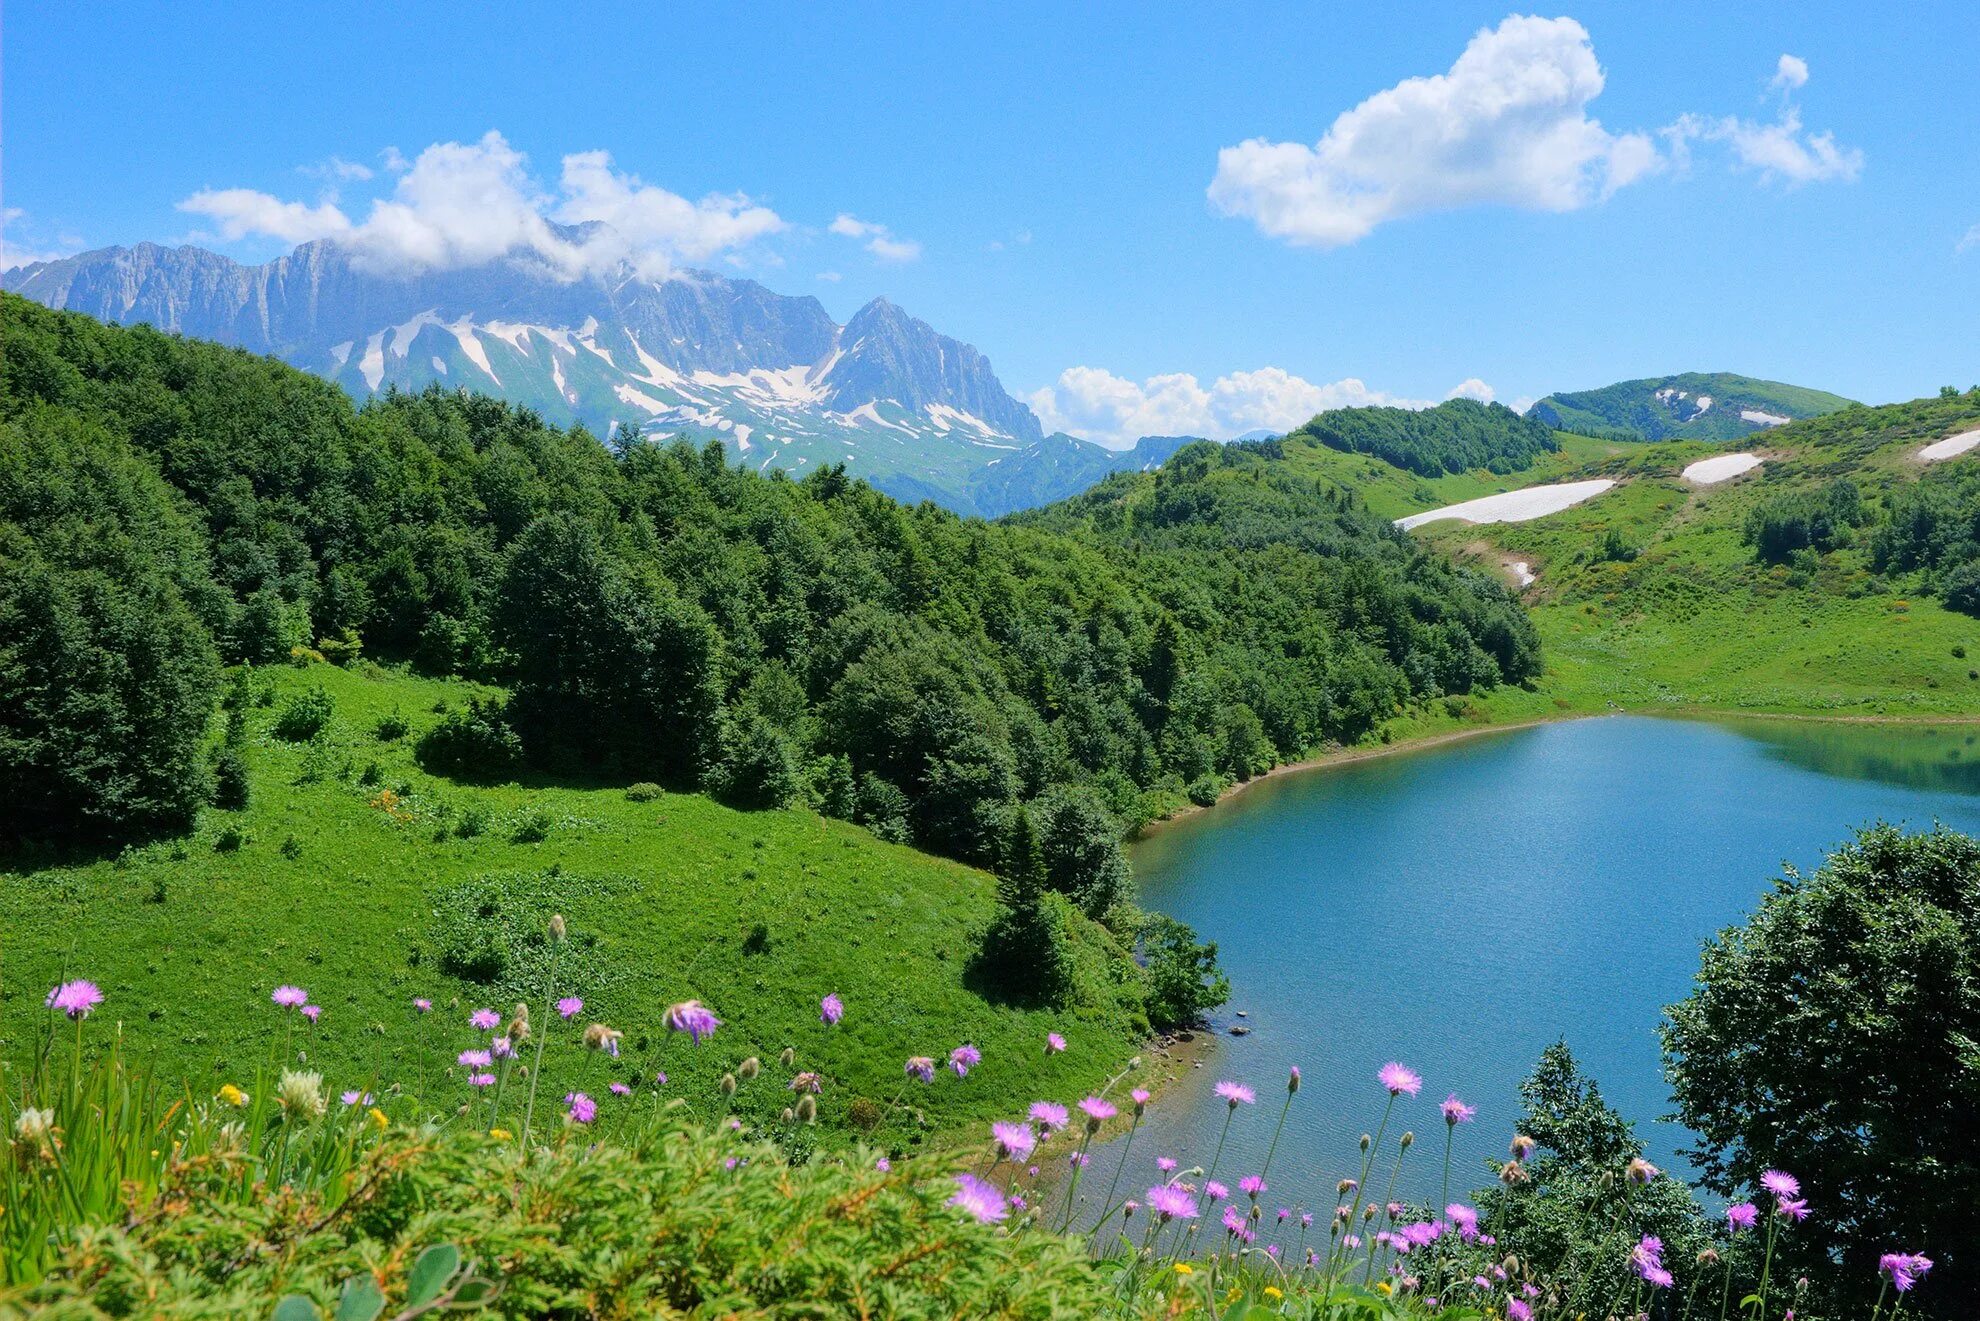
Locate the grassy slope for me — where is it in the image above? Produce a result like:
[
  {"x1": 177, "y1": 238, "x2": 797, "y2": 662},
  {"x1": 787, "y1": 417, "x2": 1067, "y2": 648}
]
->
[
  {"x1": 1407, "y1": 396, "x2": 1980, "y2": 715},
  {"x1": 0, "y1": 661, "x2": 1141, "y2": 1149},
  {"x1": 1530, "y1": 372, "x2": 1856, "y2": 441},
  {"x1": 1279, "y1": 430, "x2": 1629, "y2": 520}
]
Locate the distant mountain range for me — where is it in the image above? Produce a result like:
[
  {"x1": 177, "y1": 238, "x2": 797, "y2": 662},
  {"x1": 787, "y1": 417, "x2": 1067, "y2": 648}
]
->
[
  {"x1": 2, "y1": 234, "x2": 1177, "y2": 517},
  {"x1": 1530, "y1": 373, "x2": 1855, "y2": 442}
]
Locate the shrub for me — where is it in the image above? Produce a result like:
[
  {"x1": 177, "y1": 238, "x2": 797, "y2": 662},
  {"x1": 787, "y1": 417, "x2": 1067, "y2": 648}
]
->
[
  {"x1": 315, "y1": 629, "x2": 362, "y2": 666},
  {"x1": 1185, "y1": 773, "x2": 1225, "y2": 807},
  {"x1": 212, "y1": 823, "x2": 247, "y2": 852},
  {"x1": 1941, "y1": 560, "x2": 1980, "y2": 617},
  {"x1": 453, "y1": 806, "x2": 487, "y2": 839},
  {"x1": 625, "y1": 782, "x2": 663, "y2": 802},
  {"x1": 708, "y1": 709, "x2": 803, "y2": 809},
  {"x1": 415, "y1": 699, "x2": 523, "y2": 780},
  {"x1": 373, "y1": 710, "x2": 411, "y2": 741},
  {"x1": 211, "y1": 747, "x2": 250, "y2": 810},
  {"x1": 1139, "y1": 912, "x2": 1230, "y2": 1029},
  {"x1": 508, "y1": 811, "x2": 550, "y2": 844},
  {"x1": 273, "y1": 685, "x2": 334, "y2": 742}
]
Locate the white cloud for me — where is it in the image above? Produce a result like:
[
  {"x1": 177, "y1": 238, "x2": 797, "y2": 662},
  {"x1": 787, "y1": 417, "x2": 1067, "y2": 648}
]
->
[
  {"x1": 1771, "y1": 54, "x2": 1810, "y2": 92},
  {"x1": 0, "y1": 207, "x2": 82, "y2": 271},
  {"x1": 829, "y1": 212, "x2": 922, "y2": 262},
  {"x1": 1209, "y1": 15, "x2": 1659, "y2": 248},
  {"x1": 177, "y1": 131, "x2": 786, "y2": 280},
  {"x1": 815, "y1": 270, "x2": 843, "y2": 281},
  {"x1": 302, "y1": 155, "x2": 375, "y2": 182},
  {"x1": 1028, "y1": 364, "x2": 1497, "y2": 448},
  {"x1": 1446, "y1": 377, "x2": 1496, "y2": 403},
  {"x1": 1958, "y1": 225, "x2": 1980, "y2": 256},
  {"x1": 1668, "y1": 103, "x2": 1862, "y2": 185}
]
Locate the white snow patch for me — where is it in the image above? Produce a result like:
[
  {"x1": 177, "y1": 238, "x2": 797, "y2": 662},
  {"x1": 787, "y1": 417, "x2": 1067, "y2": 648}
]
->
[
  {"x1": 388, "y1": 309, "x2": 443, "y2": 357},
  {"x1": 1510, "y1": 561, "x2": 1536, "y2": 587},
  {"x1": 833, "y1": 401, "x2": 915, "y2": 434},
  {"x1": 925, "y1": 403, "x2": 999, "y2": 435},
  {"x1": 1683, "y1": 453, "x2": 1763, "y2": 485},
  {"x1": 1740, "y1": 409, "x2": 1790, "y2": 427},
  {"x1": 1395, "y1": 480, "x2": 1616, "y2": 531},
  {"x1": 479, "y1": 321, "x2": 535, "y2": 354},
  {"x1": 330, "y1": 341, "x2": 353, "y2": 368},
  {"x1": 614, "y1": 383, "x2": 669, "y2": 414},
  {"x1": 442, "y1": 318, "x2": 500, "y2": 383},
  {"x1": 431, "y1": 356, "x2": 448, "y2": 375},
  {"x1": 358, "y1": 332, "x2": 385, "y2": 391},
  {"x1": 1919, "y1": 430, "x2": 1980, "y2": 462}
]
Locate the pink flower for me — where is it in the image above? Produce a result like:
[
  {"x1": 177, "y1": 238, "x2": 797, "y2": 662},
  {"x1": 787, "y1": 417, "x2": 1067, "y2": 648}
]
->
[
  {"x1": 1221, "y1": 1206, "x2": 1253, "y2": 1241},
  {"x1": 340, "y1": 1090, "x2": 371, "y2": 1105},
  {"x1": 1205, "y1": 1179, "x2": 1229, "y2": 1202},
  {"x1": 1156, "y1": 1156, "x2": 1177, "y2": 1173},
  {"x1": 1240, "y1": 1175, "x2": 1266, "y2": 1197},
  {"x1": 654, "y1": 1071, "x2": 668, "y2": 1086},
  {"x1": 948, "y1": 1173, "x2": 1008, "y2": 1224},
  {"x1": 1442, "y1": 1093, "x2": 1476, "y2": 1125},
  {"x1": 992, "y1": 1121, "x2": 1036, "y2": 1161},
  {"x1": 557, "y1": 996, "x2": 583, "y2": 1019},
  {"x1": 1214, "y1": 1080, "x2": 1255, "y2": 1106},
  {"x1": 272, "y1": 986, "x2": 308, "y2": 1009},
  {"x1": 301, "y1": 1004, "x2": 321, "y2": 1023},
  {"x1": 1029, "y1": 1101, "x2": 1069, "y2": 1132},
  {"x1": 1045, "y1": 1032, "x2": 1066, "y2": 1054},
  {"x1": 1727, "y1": 1202, "x2": 1759, "y2": 1231},
  {"x1": 45, "y1": 981, "x2": 104, "y2": 1020},
  {"x1": 1067, "y1": 1151, "x2": 1088, "y2": 1167},
  {"x1": 949, "y1": 1044, "x2": 981, "y2": 1077},
  {"x1": 788, "y1": 1071, "x2": 823, "y2": 1093},
  {"x1": 1508, "y1": 1302, "x2": 1533, "y2": 1321},
  {"x1": 469, "y1": 1008, "x2": 500, "y2": 1030},
  {"x1": 1148, "y1": 1184, "x2": 1199, "y2": 1220},
  {"x1": 1131, "y1": 1087, "x2": 1151, "y2": 1109},
  {"x1": 1078, "y1": 1097, "x2": 1116, "y2": 1122},
  {"x1": 1761, "y1": 1169, "x2": 1800, "y2": 1199},
  {"x1": 905, "y1": 1056, "x2": 936, "y2": 1083},
  {"x1": 820, "y1": 992, "x2": 844, "y2": 1026},
  {"x1": 458, "y1": 1049, "x2": 493, "y2": 1068},
  {"x1": 492, "y1": 1036, "x2": 514, "y2": 1058},
  {"x1": 1378, "y1": 1062, "x2": 1422, "y2": 1096},
  {"x1": 663, "y1": 1000, "x2": 720, "y2": 1043},
  {"x1": 412, "y1": 998, "x2": 432, "y2": 1012},
  {"x1": 1881, "y1": 1252, "x2": 1933, "y2": 1293},
  {"x1": 565, "y1": 1091, "x2": 597, "y2": 1124},
  {"x1": 1777, "y1": 1197, "x2": 1810, "y2": 1222},
  {"x1": 874, "y1": 1157, "x2": 890, "y2": 1172},
  {"x1": 469, "y1": 1071, "x2": 495, "y2": 1087},
  {"x1": 609, "y1": 1082, "x2": 631, "y2": 1096}
]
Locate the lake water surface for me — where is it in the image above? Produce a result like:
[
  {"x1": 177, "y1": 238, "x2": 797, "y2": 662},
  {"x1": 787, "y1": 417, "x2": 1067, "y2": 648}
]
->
[{"x1": 1084, "y1": 715, "x2": 1980, "y2": 1223}]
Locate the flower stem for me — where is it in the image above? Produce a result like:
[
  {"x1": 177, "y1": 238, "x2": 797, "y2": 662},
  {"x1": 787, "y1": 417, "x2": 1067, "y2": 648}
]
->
[{"x1": 520, "y1": 939, "x2": 562, "y2": 1145}]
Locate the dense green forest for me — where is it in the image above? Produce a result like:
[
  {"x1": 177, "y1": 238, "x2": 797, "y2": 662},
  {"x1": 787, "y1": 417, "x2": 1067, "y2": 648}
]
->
[
  {"x1": 1285, "y1": 396, "x2": 1560, "y2": 477},
  {"x1": 0, "y1": 295, "x2": 1538, "y2": 868}
]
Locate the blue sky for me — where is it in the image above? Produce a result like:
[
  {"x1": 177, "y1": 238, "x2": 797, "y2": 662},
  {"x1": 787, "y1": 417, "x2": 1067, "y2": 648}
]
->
[{"x1": 6, "y1": 2, "x2": 1977, "y2": 443}]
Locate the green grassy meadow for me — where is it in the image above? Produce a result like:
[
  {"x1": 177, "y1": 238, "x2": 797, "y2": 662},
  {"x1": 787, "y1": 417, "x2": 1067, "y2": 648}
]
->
[{"x1": 0, "y1": 661, "x2": 1144, "y2": 1152}]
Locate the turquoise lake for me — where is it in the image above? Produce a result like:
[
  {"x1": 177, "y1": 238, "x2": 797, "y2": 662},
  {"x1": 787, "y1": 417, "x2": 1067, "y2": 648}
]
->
[{"x1": 1080, "y1": 715, "x2": 1980, "y2": 1222}]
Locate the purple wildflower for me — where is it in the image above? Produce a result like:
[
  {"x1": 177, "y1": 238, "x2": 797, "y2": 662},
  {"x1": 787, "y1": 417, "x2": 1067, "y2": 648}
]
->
[
  {"x1": 557, "y1": 996, "x2": 583, "y2": 1019},
  {"x1": 1777, "y1": 1197, "x2": 1810, "y2": 1222},
  {"x1": 1727, "y1": 1202, "x2": 1759, "y2": 1231},
  {"x1": 492, "y1": 1036, "x2": 514, "y2": 1058},
  {"x1": 272, "y1": 986, "x2": 308, "y2": 1009},
  {"x1": 1378, "y1": 1062, "x2": 1423, "y2": 1096},
  {"x1": 949, "y1": 1173, "x2": 1008, "y2": 1224},
  {"x1": 1029, "y1": 1101, "x2": 1069, "y2": 1132},
  {"x1": 654, "y1": 1071, "x2": 668, "y2": 1085},
  {"x1": 1156, "y1": 1156, "x2": 1177, "y2": 1173},
  {"x1": 1761, "y1": 1169, "x2": 1800, "y2": 1199},
  {"x1": 1881, "y1": 1252, "x2": 1933, "y2": 1293},
  {"x1": 820, "y1": 992, "x2": 844, "y2": 1026},
  {"x1": 301, "y1": 1004, "x2": 321, "y2": 1023},
  {"x1": 949, "y1": 1044, "x2": 981, "y2": 1077},
  {"x1": 1221, "y1": 1205, "x2": 1253, "y2": 1241},
  {"x1": 1240, "y1": 1175, "x2": 1266, "y2": 1198},
  {"x1": 905, "y1": 1056, "x2": 936, "y2": 1083},
  {"x1": 1442, "y1": 1093, "x2": 1476, "y2": 1125},
  {"x1": 469, "y1": 1072, "x2": 495, "y2": 1087},
  {"x1": 993, "y1": 1121, "x2": 1036, "y2": 1161},
  {"x1": 45, "y1": 981, "x2": 104, "y2": 1020},
  {"x1": 413, "y1": 997, "x2": 432, "y2": 1012},
  {"x1": 1148, "y1": 1184, "x2": 1199, "y2": 1220},
  {"x1": 340, "y1": 1090, "x2": 371, "y2": 1105},
  {"x1": 565, "y1": 1091, "x2": 597, "y2": 1124},
  {"x1": 1078, "y1": 1096, "x2": 1116, "y2": 1122},
  {"x1": 663, "y1": 999, "x2": 721, "y2": 1043},
  {"x1": 458, "y1": 1048, "x2": 492, "y2": 1068},
  {"x1": 874, "y1": 1157, "x2": 890, "y2": 1172},
  {"x1": 609, "y1": 1082, "x2": 632, "y2": 1096},
  {"x1": 469, "y1": 1007, "x2": 500, "y2": 1030},
  {"x1": 1214, "y1": 1080, "x2": 1255, "y2": 1107},
  {"x1": 1508, "y1": 1302, "x2": 1533, "y2": 1321},
  {"x1": 1205, "y1": 1179, "x2": 1229, "y2": 1202},
  {"x1": 1068, "y1": 1151, "x2": 1089, "y2": 1168},
  {"x1": 1045, "y1": 1031, "x2": 1066, "y2": 1054}
]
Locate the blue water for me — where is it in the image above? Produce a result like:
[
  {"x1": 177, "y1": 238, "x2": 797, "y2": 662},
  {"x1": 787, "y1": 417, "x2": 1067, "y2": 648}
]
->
[{"x1": 1086, "y1": 715, "x2": 1980, "y2": 1220}]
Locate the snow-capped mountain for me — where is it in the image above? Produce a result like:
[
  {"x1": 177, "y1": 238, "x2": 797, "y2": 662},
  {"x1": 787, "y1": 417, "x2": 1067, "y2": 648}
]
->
[{"x1": 2, "y1": 233, "x2": 1135, "y2": 514}]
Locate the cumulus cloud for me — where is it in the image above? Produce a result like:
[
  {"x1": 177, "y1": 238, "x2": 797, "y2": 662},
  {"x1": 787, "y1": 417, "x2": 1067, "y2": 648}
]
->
[
  {"x1": 178, "y1": 131, "x2": 786, "y2": 280},
  {"x1": 829, "y1": 212, "x2": 923, "y2": 262},
  {"x1": 1667, "y1": 58, "x2": 1863, "y2": 187},
  {"x1": 1028, "y1": 365, "x2": 1498, "y2": 448},
  {"x1": 1209, "y1": 15, "x2": 1659, "y2": 247},
  {"x1": 1771, "y1": 54, "x2": 1810, "y2": 92}
]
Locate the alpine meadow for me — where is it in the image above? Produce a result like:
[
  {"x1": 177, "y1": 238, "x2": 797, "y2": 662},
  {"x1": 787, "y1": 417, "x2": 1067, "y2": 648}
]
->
[{"x1": 4, "y1": 6, "x2": 1979, "y2": 1319}]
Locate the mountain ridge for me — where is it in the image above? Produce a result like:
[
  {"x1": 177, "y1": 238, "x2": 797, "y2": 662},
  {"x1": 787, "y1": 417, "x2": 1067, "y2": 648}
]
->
[{"x1": 1530, "y1": 372, "x2": 1855, "y2": 442}]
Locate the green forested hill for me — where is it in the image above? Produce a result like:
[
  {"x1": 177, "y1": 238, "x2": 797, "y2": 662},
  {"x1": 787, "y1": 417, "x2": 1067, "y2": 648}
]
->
[
  {"x1": 1530, "y1": 372, "x2": 1855, "y2": 442},
  {"x1": 1286, "y1": 396, "x2": 1560, "y2": 476}
]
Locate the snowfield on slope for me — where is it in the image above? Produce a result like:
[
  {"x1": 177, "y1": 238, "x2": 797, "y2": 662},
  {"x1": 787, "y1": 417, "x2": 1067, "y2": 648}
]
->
[
  {"x1": 1395, "y1": 480, "x2": 1617, "y2": 531},
  {"x1": 1682, "y1": 453, "x2": 1763, "y2": 484},
  {"x1": 1918, "y1": 430, "x2": 1980, "y2": 462}
]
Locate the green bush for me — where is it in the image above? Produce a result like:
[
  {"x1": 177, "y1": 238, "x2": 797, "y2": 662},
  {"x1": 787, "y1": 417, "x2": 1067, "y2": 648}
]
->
[
  {"x1": 373, "y1": 710, "x2": 411, "y2": 741},
  {"x1": 415, "y1": 699, "x2": 523, "y2": 780},
  {"x1": 624, "y1": 781, "x2": 663, "y2": 802},
  {"x1": 211, "y1": 746, "x2": 251, "y2": 810},
  {"x1": 273, "y1": 685, "x2": 334, "y2": 742},
  {"x1": 1139, "y1": 912, "x2": 1230, "y2": 1029}
]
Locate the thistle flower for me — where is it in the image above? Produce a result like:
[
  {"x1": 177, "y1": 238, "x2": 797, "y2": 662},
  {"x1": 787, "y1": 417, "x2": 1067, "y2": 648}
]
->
[
  {"x1": 1338, "y1": 1178, "x2": 1358, "y2": 1194},
  {"x1": 1045, "y1": 1032, "x2": 1066, "y2": 1054},
  {"x1": 1447, "y1": 1204, "x2": 1480, "y2": 1239},
  {"x1": 458, "y1": 1049, "x2": 493, "y2": 1068},
  {"x1": 1157, "y1": 1156, "x2": 1177, "y2": 1173},
  {"x1": 820, "y1": 992, "x2": 844, "y2": 1026},
  {"x1": 1240, "y1": 1175, "x2": 1267, "y2": 1198},
  {"x1": 1148, "y1": 1183, "x2": 1199, "y2": 1220},
  {"x1": 548, "y1": 913, "x2": 566, "y2": 943},
  {"x1": 272, "y1": 986, "x2": 308, "y2": 1009},
  {"x1": 492, "y1": 1036, "x2": 515, "y2": 1058},
  {"x1": 609, "y1": 1082, "x2": 631, "y2": 1096},
  {"x1": 301, "y1": 1004, "x2": 321, "y2": 1023},
  {"x1": 469, "y1": 1008, "x2": 500, "y2": 1031},
  {"x1": 1631, "y1": 1234, "x2": 1665, "y2": 1278},
  {"x1": 654, "y1": 1071, "x2": 668, "y2": 1086},
  {"x1": 1131, "y1": 1087, "x2": 1150, "y2": 1114},
  {"x1": 277, "y1": 1069, "x2": 327, "y2": 1119},
  {"x1": 719, "y1": 1073, "x2": 737, "y2": 1096},
  {"x1": 737, "y1": 1056, "x2": 761, "y2": 1080},
  {"x1": 905, "y1": 1056, "x2": 936, "y2": 1083},
  {"x1": 1029, "y1": 1101, "x2": 1068, "y2": 1132},
  {"x1": 340, "y1": 1090, "x2": 373, "y2": 1106},
  {"x1": 1400, "y1": 1130, "x2": 1414, "y2": 1150},
  {"x1": 663, "y1": 1000, "x2": 721, "y2": 1043},
  {"x1": 949, "y1": 1044, "x2": 981, "y2": 1077},
  {"x1": 993, "y1": 1120, "x2": 1036, "y2": 1160},
  {"x1": 779, "y1": 1046, "x2": 796, "y2": 1068},
  {"x1": 1626, "y1": 1156, "x2": 1660, "y2": 1183},
  {"x1": 1124, "y1": 1200, "x2": 1138, "y2": 1219},
  {"x1": 1205, "y1": 1179, "x2": 1229, "y2": 1202},
  {"x1": 1442, "y1": 1093, "x2": 1475, "y2": 1125},
  {"x1": 1068, "y1": 1151, "x2": 1089, "y2": 1168},
  {"x1": 1777, "y1": 1197, "x2": 1810, "y2": 1222},
  {"x1": 948, "y1": 1173, "x2": 1009, "y2": 1224},
  {"x1": 1761, "y1": 1169, "x2": 1800, "y2": 1199},
  {"x1": 1507, "y1": 1302, "x2": 1533, "y2": 1321},
  {"x1": 1499, "y1": 1161, "x2": 1530, "y2": 1186},
  {"x1": 1880, "y1": 1252, "x2": 1934, "y2": 1293},
  {"x1": 1726, "y1": 1202, "x2": 1758, "y2": 1230},
  {"x1": 1509, "y1": 1134, "x2": 1536, "y2": 1161},
  {"x1": 45, "y1": 981, "x2": 104, "y2": 1020},
  {"x1": 1214, "y1": 1080, "x2": 1255, "y2": 1107},
  {"x1": 789, "y1": 1071, "x2": 823, "y2": 1094},
  {"x1": 413, "y1": 998, "x2": 432, "y2": 1012},
  {"x1": 565, "y1": 1091, "x2": 596, "y2": 1123},
  {"x1": 795, "y1": 1093, "x2": 817, "y2": 1123},
  {"x1": 1378, "y1": 1062, "x2": 1422, "y2": 1097},
  {"x1": 875, "y1": 1157, "x2": 890, "y2": 1172},
  {"x1": 557, "y1": 996, "x2": 583, "y2": 1019},
  {"x1": 1221, "y1": 1206, "x2": 1254, "y2": 1241},
  {"x1": 1078, "y1": 1096, "x2": 1116, "y2": 1127},
  {"x1": 469, "y1": 1072, "x2": 495, "y2": 1087},
  {"x1": 1287, "y1": 1066, "x2": 1301, "y2": 1094}
]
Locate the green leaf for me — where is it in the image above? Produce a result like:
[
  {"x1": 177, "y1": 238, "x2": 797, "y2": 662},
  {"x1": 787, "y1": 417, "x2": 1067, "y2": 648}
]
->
[
  {"x1": 405, "y1": 1244, "x2": 461, "y2": 1309},
  {"x1": 333, "y1": 1276, "x2": 385, "y2": 1321},
  {"x1": 446, "y1": 1276, "x2": 498, "y2": 1308},
  {"x1": 272, "y1": 1298, "x2": 321, "y2": 1321}
]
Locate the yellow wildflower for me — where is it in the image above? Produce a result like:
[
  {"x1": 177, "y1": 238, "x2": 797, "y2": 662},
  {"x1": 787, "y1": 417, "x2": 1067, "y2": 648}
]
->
[
  {"x1": 1172, "y1": 1263, "x2": 1194, "y2": 1275},
  {"x1": 216, "y1": 1084, "x2": 248, "y2": 1107},
  {"x1": 1376, "y1": 1281, "x2": 1393, "y2": 1295},
  {"x1": 367, "y1": 1107, "x2": 389, "y2": 1132},
  {"x1": 1263, "y1": 1286, "x2": 1284, "y2": 1299},
  {"x1": 489, "y1": 1127, "x2": 513, "y2": 1140}
]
